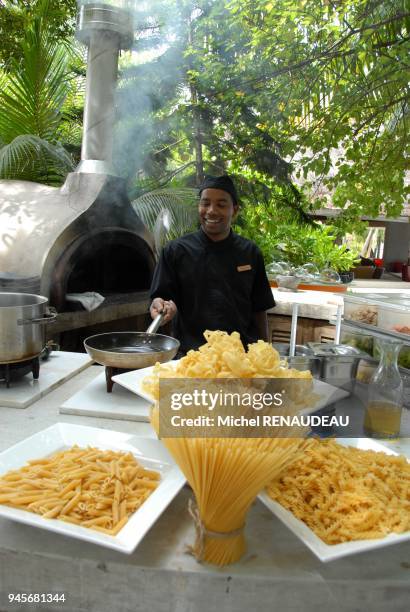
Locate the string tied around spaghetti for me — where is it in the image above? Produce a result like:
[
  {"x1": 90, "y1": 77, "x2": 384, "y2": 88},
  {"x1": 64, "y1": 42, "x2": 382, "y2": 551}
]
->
[{"x1": 186, "y1": 498, "x2": 245, "y2": 562}]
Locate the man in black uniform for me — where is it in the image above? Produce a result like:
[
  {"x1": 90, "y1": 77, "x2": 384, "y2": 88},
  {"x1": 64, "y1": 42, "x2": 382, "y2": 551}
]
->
[{"x1": 149, "y1": 175, "x2": 275, "y2": 355}]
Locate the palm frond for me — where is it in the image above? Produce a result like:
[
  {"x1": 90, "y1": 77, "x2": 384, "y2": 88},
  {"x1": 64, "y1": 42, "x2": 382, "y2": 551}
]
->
[
  {"x1": 132, "y1": 188, "x2": 198, "y2": 245},
  {"x1": 0, "y1": 1, "x2": 76, "y2": 185},
  {"x1": 0, "y1": 134, "x2": 74, "y2": 184},
  {"x1": 0, "y1": 30, "x2": 68, "y2": 141}
]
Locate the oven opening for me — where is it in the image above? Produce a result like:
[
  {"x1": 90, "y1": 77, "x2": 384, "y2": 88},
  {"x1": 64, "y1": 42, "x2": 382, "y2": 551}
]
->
[
  {"x1": 67, "y1": 243, "x2": 151, "y2": 294},
  {"x1": 50, "y1": 230, "x2": 155, "y2": 311}
]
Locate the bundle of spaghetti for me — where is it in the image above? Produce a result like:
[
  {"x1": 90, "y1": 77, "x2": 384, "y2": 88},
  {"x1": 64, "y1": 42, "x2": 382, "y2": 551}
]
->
[
  {"x1": 151, "y1": 418, "x2": 307, "y2": 565},
  {"x1": 266, "y1": 438, "x2": 410, "y2": 544},
  {"x1": 148, "y1": 331, "x2": 311, "y2": 565},
  {"x1": 0, "y1": 446, "x2": 160, "y2": 535}
]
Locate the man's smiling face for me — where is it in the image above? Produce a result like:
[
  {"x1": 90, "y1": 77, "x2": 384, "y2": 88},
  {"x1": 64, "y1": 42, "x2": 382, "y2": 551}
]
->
[{"x1": 198, "y1": 188, "x2": 239, "y2": 241}]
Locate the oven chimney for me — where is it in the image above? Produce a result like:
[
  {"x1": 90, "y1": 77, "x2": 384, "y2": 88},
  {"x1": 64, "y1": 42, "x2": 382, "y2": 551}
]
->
[{"x1": 75, "y1": 2, "x2": 134, "y2": 175}]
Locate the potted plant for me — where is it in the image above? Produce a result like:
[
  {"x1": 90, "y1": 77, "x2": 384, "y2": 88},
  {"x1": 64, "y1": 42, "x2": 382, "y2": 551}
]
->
[
  {"x1": 308, "y1": 227, "x2": 360, "y2": 283},
  {"x1": 267, "y1": 225, "x2": 360, "y2": 282},
  {"x1": 236, "y1": 206, "x2": 360, "y2": 282}
]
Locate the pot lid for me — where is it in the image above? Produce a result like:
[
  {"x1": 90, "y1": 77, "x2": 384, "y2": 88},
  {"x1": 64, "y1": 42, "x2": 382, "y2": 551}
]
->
[
  {"x1": 307, "y1": 343, "x2": 367, "y2": 358},
  {"x1": 0, "y1": 272, "x2": 40, "y2": 280},
  {"x1": 0, "y1": 272, "x2": 41, "y2": 293},
  {"x1": 272, "y1": 342, "x2": 314, "y2": 356}
]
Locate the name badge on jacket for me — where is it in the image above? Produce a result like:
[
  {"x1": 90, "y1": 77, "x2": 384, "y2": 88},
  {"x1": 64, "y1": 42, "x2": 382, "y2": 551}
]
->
[{"x1": 237, "y1": 264, "x2": 252, "y2": 272}]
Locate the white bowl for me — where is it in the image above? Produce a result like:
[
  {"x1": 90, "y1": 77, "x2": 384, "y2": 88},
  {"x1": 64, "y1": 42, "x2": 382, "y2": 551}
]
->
[{"x1": 276, "y1": 275, "x2": 300, "y2": 291}]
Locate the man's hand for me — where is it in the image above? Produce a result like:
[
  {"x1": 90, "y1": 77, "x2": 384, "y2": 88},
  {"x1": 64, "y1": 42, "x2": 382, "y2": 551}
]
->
[{"x1": 150, "y1": 297, "x2": 177, "y2": 325}]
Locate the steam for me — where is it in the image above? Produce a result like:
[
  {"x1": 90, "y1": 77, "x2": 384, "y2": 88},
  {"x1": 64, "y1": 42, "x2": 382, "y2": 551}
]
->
[
  {"x1": 74, "y1": 1, "x2": 205, "y2": 188},
  {"x1": 91, "y1": 1, "x2": 197, "y2": 186}
]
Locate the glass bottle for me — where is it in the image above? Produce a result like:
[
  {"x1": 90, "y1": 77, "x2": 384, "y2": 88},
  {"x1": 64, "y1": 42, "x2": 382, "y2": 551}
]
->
[{"x1": 364, "y1": 338, "x2": 403, "y2": 438}]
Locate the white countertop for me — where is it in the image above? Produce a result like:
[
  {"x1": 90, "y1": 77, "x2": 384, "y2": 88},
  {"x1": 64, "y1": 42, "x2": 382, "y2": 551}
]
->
[
  {"x1": 268, "y1": 289, "x2": 343, "y2": 319},
  {"x1": 350, "y1": 276, "x2": 410, "y2": 290},
  {"x1": 0, "y1": 351, "x2": 92, "y2": 409},
  {"x1": 0, "y1": 365, "x2": 410, "y2": 611},
  {"x1": 268, "y1": 279, "x2": 410, "y2": 320}
]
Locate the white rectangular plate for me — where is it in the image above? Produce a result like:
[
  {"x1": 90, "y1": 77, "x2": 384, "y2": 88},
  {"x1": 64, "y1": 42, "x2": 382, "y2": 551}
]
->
[
  {"x1": 0, "y1": 423, "x2": 185, "y2": 553},
  {"x1": 258, "y1": 438, "x2": 410, "y2": 562},
  {"x1": 112, "y1": 360, "x2": 180, "y2": 403},
  {"x1": 112, "y1": 362, "x2": 348, "y2": 413}
]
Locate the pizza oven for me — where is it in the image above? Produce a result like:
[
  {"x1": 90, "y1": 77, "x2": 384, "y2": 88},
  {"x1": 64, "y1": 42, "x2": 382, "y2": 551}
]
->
[{"x1": 0, "y1": 3, "x2": 156, "y2": 330}]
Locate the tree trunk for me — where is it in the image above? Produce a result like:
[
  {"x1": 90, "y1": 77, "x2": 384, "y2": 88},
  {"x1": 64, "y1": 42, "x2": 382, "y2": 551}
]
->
[{"x1": 188, "y1": 19, "x2": 204, "y2": 186}]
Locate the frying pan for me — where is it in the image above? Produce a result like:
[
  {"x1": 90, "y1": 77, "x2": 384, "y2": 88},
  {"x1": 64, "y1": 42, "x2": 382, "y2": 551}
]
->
[{"x1": 83, "y1": 314, "x2": 180, "y2": 369}]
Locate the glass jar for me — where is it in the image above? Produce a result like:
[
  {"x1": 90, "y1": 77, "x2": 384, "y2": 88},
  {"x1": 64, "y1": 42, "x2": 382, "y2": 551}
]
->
[{"x1": 364, "y1": 339, "x2": 403, "y2": 438}]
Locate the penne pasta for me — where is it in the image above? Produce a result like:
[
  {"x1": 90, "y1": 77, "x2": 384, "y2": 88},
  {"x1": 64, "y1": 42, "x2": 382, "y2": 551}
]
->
[
  {"x1": 119, "y1": 499, "x2": 127, "y2": 521},
  {"x1": 112, "y1": 499, "x2": 120, "y2": 524},
  {"x1": 60, "y1": 492, "x2": 82, "y2": 515},
  {"x1": 0, "y1": 446, "x2": 160, "y2": 535},
  {"x1": 43, "y1": 505, "x2": 65, "y2": 519},
  {"x1": 129, "y1": 477, "x2": 158, "y2": 490},
  {"x1": 82, "y1": 515, "x2": 111, "y2": 527},
  {"x1": 60, "y1": 479, "x2": 81, "y2": 497},
  {"x1": 110, "y1": 516, "x2": 129, "y2": 535}
]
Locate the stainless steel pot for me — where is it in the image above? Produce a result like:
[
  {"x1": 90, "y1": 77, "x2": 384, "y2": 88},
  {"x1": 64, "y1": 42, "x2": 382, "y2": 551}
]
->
[
  {"x1": 307, "y1": 343, "x2": 367, "y2": 389},
  {"x1": 0, "y1": 293, "x2": 57, "y2": 363},
  {"x1": 287, "y1": 355, "x2": 321, "y2": 378},
  {"x1": 272, "y1": 342, "x2": 312, "y2": 356},
  {"x1": 272, "y1": 343, "x2": 321, "y2": 378}
]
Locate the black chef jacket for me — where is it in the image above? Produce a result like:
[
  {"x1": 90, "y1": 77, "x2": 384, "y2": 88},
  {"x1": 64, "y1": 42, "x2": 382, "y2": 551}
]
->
[{"x1": 150, "y1": 229, "x2": 275, "y2": 354}]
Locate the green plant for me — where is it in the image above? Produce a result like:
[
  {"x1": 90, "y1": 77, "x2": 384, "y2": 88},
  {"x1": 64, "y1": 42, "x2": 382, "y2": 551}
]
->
[
  {"x1": 236, "y1": 202, "x2": 360, "y2": 271},
  {"x1": 119, "y1": 0, "x2": 409, "y2": 220},
  {"x1": 132, "y1": 188, "x2": 198, "y2": 250},
  {"x1": 307, "y1": 226, "x2": 360, "y2": 272},
  {"x1": 0, "y1": 0, "x2": 74, "y2": 184}
]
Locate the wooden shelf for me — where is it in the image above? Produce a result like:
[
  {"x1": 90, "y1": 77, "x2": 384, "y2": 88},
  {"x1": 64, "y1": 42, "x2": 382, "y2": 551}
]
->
[{"x1": 267, "y1": 313, "x2": 336, "y2": 345}]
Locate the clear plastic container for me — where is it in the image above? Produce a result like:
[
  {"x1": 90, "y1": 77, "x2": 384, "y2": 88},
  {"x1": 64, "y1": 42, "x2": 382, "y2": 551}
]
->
[
  {"x1": 341, "y1": 329, "x2": 374, "y2": 357},
  {"x1": 344, "y1": 293, "x2": 410, "y2": 337},
  {"x1": 377, "y1": 301, "x2": 410, "y2": 337},
  {"x1": 343, "y1": 294, "x2": 378, "y2": 325}
]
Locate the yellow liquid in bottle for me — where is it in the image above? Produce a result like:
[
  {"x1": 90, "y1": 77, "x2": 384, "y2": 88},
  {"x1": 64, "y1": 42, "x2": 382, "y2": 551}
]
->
[{"x1": 363, "y1": 401, "x2": 402, "y2": 438}]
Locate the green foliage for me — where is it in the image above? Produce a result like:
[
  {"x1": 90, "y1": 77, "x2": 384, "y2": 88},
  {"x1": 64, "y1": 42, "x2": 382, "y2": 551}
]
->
[
  {"x1": 0, "y1": 0, "x2": 77, "y2": 183},
  {"x1": 0, "y1": 134, "x2": 72, "y2": 184},
  {"x1": 118, "y1": 0, "x2": 409, "y2": 224},
  {"x1": 117, "y1": 0, "x2": 308, "y2": 218},
  {"x1": 0, "y1": 0, "x2": 407, "y2": 224},
  {"x1": 0, "y1": 0, "x2": 77, "y2": 70},
  {"x1": 305, "y1": 227, "x2": 361, "y2": 273},
  {"x1": 132, "y1": 188, "x2": 199, "y2": 248},
  {"x1": 236, "y1": 202, "x2": 360, "y2": 271},
  {"x1": 225, "y1": 0, "x2": 409, "y2": 219}
]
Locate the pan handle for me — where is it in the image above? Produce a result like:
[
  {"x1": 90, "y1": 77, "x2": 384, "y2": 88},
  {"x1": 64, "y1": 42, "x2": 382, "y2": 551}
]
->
[{"x1": 146, "y1": 313, "x2": 164, "y2": 334}]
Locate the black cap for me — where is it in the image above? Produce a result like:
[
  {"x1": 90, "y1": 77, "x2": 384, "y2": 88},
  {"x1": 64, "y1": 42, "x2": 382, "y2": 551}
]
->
[{"x1": 198, "y1": 175, "x2": 238, "y2": 206}]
